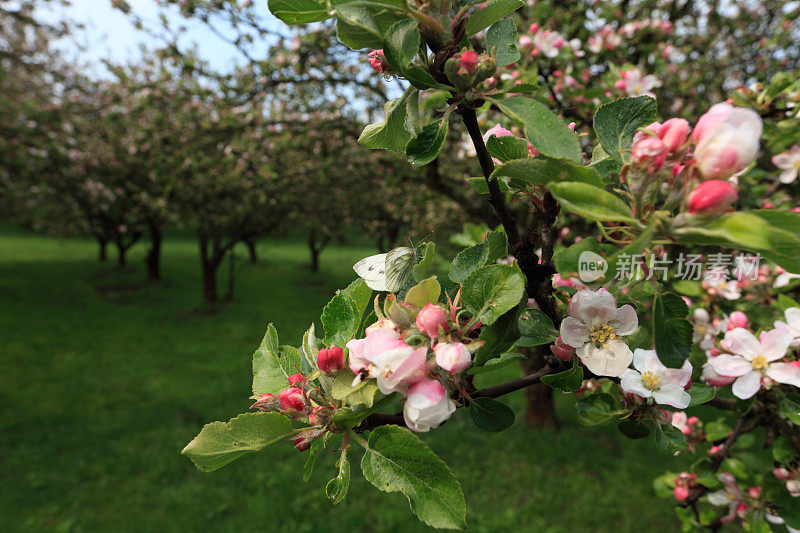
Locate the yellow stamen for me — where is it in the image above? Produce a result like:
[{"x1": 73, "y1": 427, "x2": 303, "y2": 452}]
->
[
  {"x1": 641, "y1": 370, "x2": 661, "y2": 391},
  {"x1": 589, "y1": 323, "x2": 617, "y2": 346},
  {"x1": 751, "y1": 355, "x2": 769, "y2": 371}
]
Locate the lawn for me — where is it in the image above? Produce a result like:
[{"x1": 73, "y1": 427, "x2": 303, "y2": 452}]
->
[{"x1": 0, "y1": 227, "x2": 683, "y2": 532}]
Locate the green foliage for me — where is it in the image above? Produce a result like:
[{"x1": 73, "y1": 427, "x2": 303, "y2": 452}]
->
[
  {"x1": 331, "y1": 370, "x2": 381, "y2": 407},
  {"x1": 652, "y1": 292, "x2": 693, "y2": 368},
  {"x1": 486, "y1": 19, "x2": 520, "y2": 67},
  {"x1": 464, "y1": 0, "x2": 525, "y2": 36},
  {"x1": 406, "y1": 117, "x2": 450, "y2": 166},
  {"x1": 779, "y1": 394, "x2": 800, "y2": 425},
  {"x1": 687, "y1": 384, "x2": 715, "y2": 407},
  {"x1": 182, "y1": 412, "x2": 295, "y2": 472},
  {"x1": 358, "y1": 91, "x2": 418, "y2": 152},
  {"x1": 412, "y1": 242, "x2": 436, "y2": 282},
  {"x1": 326, "y1": 448, "x2": 351, "y2": 504},
  {"x1": 516, "y1": 309, "x2": 558, "y2": 347},
  {"x1": 592, "y1": 96, "x2": 657, "y2": 164},
  {"x1": 384, "y1": 19, "x2": 420, "y2": 70},
  {"x1": 252, "y1": 324, "x2": 303, "y2": 395},
  {"x1": 359, "y1": 425, "x2": 467, "y2": 529},
  {"x1": 541, "y1": 359, "x2": 584, "y2": 393},
  {"x1": 267, "y1": 0, "x2": 330, "y2": 24},
  {"x1": 321, "y1": 292, "x2": 359, "y2": 348},
  {"x1": 490, "y1": 156, "x2": 603, "y2": 188},
  {"x1": 334, "y1": 5, "x2": 404, "y2": 50},
  {"x1": 303, "y1": 435, "x2": 329, "y2": 481},
  {"x1": 618, "y1": 419, "x2": 651, "y2": 440},
  {"x1": 461, "y1": 264, "x2": 525, "y2": 326},
  {"x1": 449, "y1": 230, "x2": 508, "y2": 283},
  {"x1": 574, "y1": 393, "x2": 620, "y2": 426},
  {"x1": 405, "y1": 276, "x2": 441, "y2": 308},
  {"x1": 554, "y1": 237, "x2": 601, "y2": 279},
  {"x1": 489, "y1": 96, "x2": 582, "y2": 162},
  {"x1": 469, "y1": 397, "x2": 515, "y2": 432},
  {"x1": 652, "y1": 423, "x2": 688, "y2": 454},
  {"x1": 548, "y1": 182, "x2": 638, "y2": 225},
  {"x1": 472, "y1": 305, "x2": 523, "y2": 366},
  {"x1": 485, "y1": 135, "x2": 529, "y2": 163}
]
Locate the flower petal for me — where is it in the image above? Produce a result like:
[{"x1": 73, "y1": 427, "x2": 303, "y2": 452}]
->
[
  {"x1": 731, "y1": 371, "x2": 762, "y2": 400},
  {"x1": 579, "y1": 340, "x2": 633, "y2": 377},
  {"x1": 765, "y1": 362, "x2": 800, "y2": 387},
  {"x1": 610, "y1": 305, "x2": 639, "y2": 336},
  {"x1": 707, "y1": 490, "x2": 731, "y2": 506},
  {"x1": 560, "y1": 317, "x2": 590, "y2": 348},
  {"x1": 652, "y1": 384, "x2": 691, "y2": 409},
  {"x1": 722, "y1": 328, "x2": 760, "y2": 359},
  {"x1": 779, "y1": 168, "x2": 799, "y2": 184},
  {"x1": 710, "y1": 354, "x2": 751, "y2": 377},
  {"x1": 785, "y1": 307, "x2": 800, "y2": 330},
  {"x1": 632, "y1": 348, "x2": 657, "y2": 373},
  {"x1": 759, "y1": 328, "x2": 793, "y2": 361},
  {"x1": 619, "y1": 369, "x2": 651, "y2": 397},
  {"x1": 574, "y1": 289, "x2": 617, "y2": 325}
]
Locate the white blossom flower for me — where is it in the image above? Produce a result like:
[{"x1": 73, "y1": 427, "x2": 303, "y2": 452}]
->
[
  {"x1": 560, "y1": 289, "x2": 638, "y2": 377},
  {"x1": 707, "y1": 473, "x2": 741, "y2": 523},
  {"x1": 620, "y1": 349, "x2": 692, "y2": 408},
  {"x1": 703, "y1": 269, "x2": 741, "y2": 300},
  {"x1": 691, "y1": 308, "x2": 719, "y2": 350},
  {"x1": 621, "y1": 68, "x2": 661, "y2": 96},
  {"x1": 403, "y1": 378, "x2": 456, "y2": 432},
  {"x1": 775, "y1": 270, "x2": 800, "y2": 288},
  {"x1": 711, "y1": 328, "x2": 800, "y2": 399},
  {"x1": 772, "y1": 145, "x2": 800, "y2": 184},
  {"x1": 775, "y1": 307, "x2": 800, "y2": 346}
]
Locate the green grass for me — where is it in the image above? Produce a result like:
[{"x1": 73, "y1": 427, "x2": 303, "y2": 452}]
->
[{"x1": 0, "y1": 227, "x2": 682, "y2": 532}]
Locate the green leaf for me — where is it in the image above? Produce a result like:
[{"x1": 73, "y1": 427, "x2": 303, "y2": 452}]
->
[
  {"x1": 268, "y1": 0, "x2": 330, "y2": 24},
  {"x1": 411, "y1": 242, "x2": 436, "y2": 282},
  {"x1": 359, "y1": 92, "x2": 416, "y2": 152},
  {"x1": 462, "y1": 264, "x2": 525, "y2": 326},
  {"x1": 618, "y1": 419, "x2": 651, "y2": 439},
  {"x1": 704, "y1": 419, "x2": 731, "y2": 442},
  {"x1": 653, "y1": 423, "x2": 689, "y2": 453},
  {"x1": 652, "y1": 292, "x2": 692, "y2": 368},
  {"x1": 469, "y1": 397, "x2": 515, "y2": 432},
  {"x1": 771, "y1": 436, "x2": 794, "y2": 464},
  {"x1": 574, "y1": 393, "x2": 620, "y2": 426},
  {"x1": 554, "y1": 237, "x2": 600, "y2": 279},
  {"x1": 449, "y1": 231, "x2": 508, "y2": 283},
  {"x1": 303, "y1": 434, "x2": 329, "y2": 481},
  {"x1": 605, "y1": 222, "x2": 655, "y2": 281},
  {"x1": 252, "y1": 324, "x2": 303, "y2": 395},
  {"x1": 334, "y1": 5, "x2": 403, "y2": 50},
  {"x1": 384, "y1": 19, "x2": 420, "y2": 70},
  {"x1": 360, "y1": 425, "x2": 467, "y2": 529},
  {"x1": 687, "y1": 383, "x2": 716, "y2": 407},
  {"x1": 332, "y1": 406, "x2": 373, "y2": 430},
  {"x1": 406, "y1": 117, "x2": 449, "y2": 166},
  {"x1": 326, "y1": 448, "x2": 351, "y2": 504},
  {"x1": 779, "y1": 394, "x2": 800, "y2": 425},
  {"x1": 489, "y1": 96, "x2": 582, "y2": 162},
  {"x1": 472, "y1": 304, "x2": 523, "y2": 366},
  {"x1": 485, "y1": 135, "x2": 529, "y2": 163},
  {"x1": 301, "y1": 323, "x2": 319, "y2": 372},
  {"x1": 465, "y1": 0, "x2": 524, "y2": 36},
  {"x1": 181, "y1": 413, "x2": 294, "y2": 472},
  {"x1": 593, "y1": 96, "x2": 657, "y2": 163},
  {"x1": 541, "y1": 359, "x2": 583, "y2": 392},
  {"x1": 548, "y1": 182, "x2": 638, "y2": 225},
  {"x1": 405, "y1": 276, "x2": 441, "y2": 308},
  {"x1": 321, "y1": 293, "x2": 359, "y2": 348},
  {"x1": 486, "y1": 19, "x2": 520, "y2": 67},
  {"x1": 778, "y1": 293, "x2": 800, "y2": 311},
  {"x1": 342, "y1": 278, "x2": 373, "y2": 321},
  {"x1": 491, "y1": 156, "x2": 603, "y2": 188},
  {"x1": 516, "y1": 309, "x2": 558, "y2": 347},
  {"x1": 403, "y1": 66, "x2": 441, "y2": 90},
  {"x1": 331, "y1": 370, "x2": 380, "y2": 407},
  {"x1": 468, "y1": 350, "x2": 524, "y2": 374}
]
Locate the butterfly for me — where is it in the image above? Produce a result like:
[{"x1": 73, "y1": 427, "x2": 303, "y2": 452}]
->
[{"x1": 353, "y1": 246, "x2": 416, "y2": 293}]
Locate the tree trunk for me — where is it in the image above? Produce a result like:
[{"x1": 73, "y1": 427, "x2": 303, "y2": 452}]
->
[
  {"x1": 97, "y1": 237, "x2": 108, "y2": 262},
  {"x1": 225, "y1": 247, "x2": 235, "y2": 301},
  {"x1": 520, "y1": 346, "x2": 556, "y2": 427},
  {"x1": 116, "y1": 240, "x2": 126, "y2": 267},
  {"x1": 244, "y1": 238, "x2": 258, "y2": 263},
  {"x1": 145, "y1": 222, "x2": 162, "y2": 280},
  {"x1": 308, "y1": 229, "x2": 321, "y2": 272},
  {"x1": 199, "y1": 234, "x2": 219, "y2": 303}
]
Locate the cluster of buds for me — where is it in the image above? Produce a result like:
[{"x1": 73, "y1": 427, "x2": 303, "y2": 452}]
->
[
  {"x1": 444, "y1": 49, "x2": 496, "y2": 91},
  {"x1": 773, "y1": 465, "x2": 800, "y2": 497},
  {"x1": 673, "y1": 472, "x2": 698, "y2": 502},
  {"x1": 366, "y1": 49, "x2": 392, "y2": 76},
  {"x1": 630, "y1": 118, "x2": 690, "y2": 174}
]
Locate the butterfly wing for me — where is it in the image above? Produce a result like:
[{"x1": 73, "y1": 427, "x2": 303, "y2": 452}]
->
[
  {"x1": 384, "y1": 247, "x2": 415, "y2": 293},
  {"x1": 353, "y1": 253, "x2": 389, "y2": 291}
]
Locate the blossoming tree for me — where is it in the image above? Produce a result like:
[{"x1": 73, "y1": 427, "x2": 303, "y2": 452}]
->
[{"x1": 180, "y1": 1, "x2": 800, "y2": 530}]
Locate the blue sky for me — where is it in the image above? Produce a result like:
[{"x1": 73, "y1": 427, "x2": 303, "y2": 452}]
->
[{"x1": 48, "y1": 0, "x2": 283, "y2": 75}]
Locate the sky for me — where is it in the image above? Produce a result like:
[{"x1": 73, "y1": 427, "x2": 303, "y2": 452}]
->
[{"x1": 46, "y1": 0, "x2": 283, "y2": 75}]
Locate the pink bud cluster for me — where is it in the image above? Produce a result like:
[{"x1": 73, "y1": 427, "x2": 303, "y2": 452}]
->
[{"x1": 673, "y1": 472, "x2": 697, "y2": 502}]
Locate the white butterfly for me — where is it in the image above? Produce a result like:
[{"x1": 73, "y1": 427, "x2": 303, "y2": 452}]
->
[{"x1": 353, "y1": 246, "x2": 416, "y2": 293}]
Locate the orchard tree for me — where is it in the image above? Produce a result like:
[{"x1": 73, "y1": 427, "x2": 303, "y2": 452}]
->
[{"x1": 180, "y1": 1, "x2": 800, "y2": 531}]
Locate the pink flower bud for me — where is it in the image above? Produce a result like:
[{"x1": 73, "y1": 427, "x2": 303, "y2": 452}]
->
[
  {"x1": 459, "y1": 50, "x2": 480, "y2": 74},
  {"x1": 250, "y1": 393, "x2": 277, "y2": 412},
  {"x1": 708, "y1": 445, "x2": 722, "y2": 455},
  {"x1": 309, "y1": 406, "x2": 325, "y2": 426},
  {"x1": 786, "y1": 479, "x2": 800, "y2": 496},
  {"x1": 673, "y1": 485, "x2": 690, "y2": 501},
  {"x1": 292, "y1": 435, "x2": 311, "y2": 452},
  {"x1": 692, "y1": 103, "x2": 763, "y2": 180},
  {"x1": 727, "y1": 311, "x2": 748, "y2": 330},
  {"x1": 658, "y1": 118, "x2": 690, "y2": 153},
  {"x1": 688, "y1": 180, "x2": 738, "y2": 215},
  {"x1": 518, "y1": 35, "x2": 533, "y2": 49},
  {"x1": 433, "y1": 342, "x2": 472, "y2": 373},
  {"x1": 747, "y1": 487, "x2": 761, "y2": 499},
  {"x1": 550, "y1": 336, "x2": 576, "y2": 361},
  {"x1": 482, "y1": 123, "x2": 513, "y2": 143},
  {"x1": 367, "y1": 49, "x2": 390, "y2": 75},
  {"x1": 317, "y1": 346, "x2": 345, "y2": 374},
  {"x1": 687, "y1": 416, "x2": 699, "y2": 426},
  {"x1": 288, "y1": 373, "x2": 305, "y2": 387},
  {"x1": 278, "y1": 387, "x2": 305, "y2": 412},
  {"x1": 773, "y1": 467, "x2": 791, "y2": 481},
  {"x1": 632, "y1": 136, "x2": 668, "y2": 172},
  {"x1": 416, "y1": 303, "x2": 448, "y2": 338}
]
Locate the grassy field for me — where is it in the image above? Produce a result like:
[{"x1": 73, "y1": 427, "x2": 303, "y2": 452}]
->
[{"x1": 0, "y1": 227, "x2": 684, "y2": 532}]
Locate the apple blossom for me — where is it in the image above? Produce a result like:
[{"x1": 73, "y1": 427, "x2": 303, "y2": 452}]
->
[
  {"x1": 619, "y1": 349, "x2": 692, "y2": 408},
  {"x1": 703, "y1": 271, "x2": 741, "y2": 300},
  {"x1": 702, "y1": 359, "x2": 737, "y2": 387},
  {"x1": 658, "y1": 118, "x2": 690, "y2": 153},
  {"x1": 278, "y1": 387, "x2": 306, "y2": 412},
  {"x1": 550, "y1": 336, "x2": 576, "y2": 361},
  {"x1": 560, "y1": 289, "x2": 638, "y2": 377},
  {"x1": 692, "y1": 103, "x2": 763, "y2": 180},
  {"x1": 692, "y1": 308, "x2": 719, "y2": 350},
  {"x1": 774, "y1": 307, "x2": 800, "y2": 344},
  {"x1": 365, "y1": 318, "x2": 397, "y2": 334},
  {"x1": 728, "y1": 311, "x2": 749, "y2": 330},
  {"x1": 772, "y1": 145, "x2": 800, "y2": 184},
  {"x1": 618, "y1": 68, "x2": 661, "y2": 96},
  {"x1": 708, "y1": 473, "x2": 742, "y2": 523},
  {"x1": 346, "y1": 328, "x2": 403, "y2": 375},
  {"x1": 416, "y1": 303, "x2": 448, "y2": 338},
  {"x1": 631, "y1": 137, "x2": 667, "y2": 173},
  {"x1": 317, "y1": 346, "x2": 345, "y2": 374},
  {"x1": 433, "y1": 342, "x2": 471, "y2": 373},
  {"x1": 346, "y1": 329, "x2": 426, "y2": 393},
  {"x1": 688, "y1": 180, "x2": 738, "y2": 215},
  {"x1": 367, "y1": 49, "x2": 390, "y2": 75},
  {"x1": 403, "y1": 378, "x2": 456, "y2": 432},
  {"x1": 711, "y1": 328, "x2": 800, "y2": 399}
]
